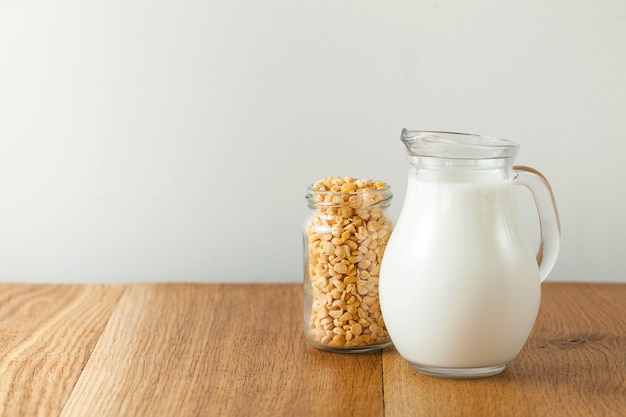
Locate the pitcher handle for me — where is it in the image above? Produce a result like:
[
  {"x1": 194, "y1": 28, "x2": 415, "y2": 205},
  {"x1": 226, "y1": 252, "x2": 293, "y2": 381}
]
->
[{"x1": 513, "y1": 166, "x2": 561, "y2": 282}]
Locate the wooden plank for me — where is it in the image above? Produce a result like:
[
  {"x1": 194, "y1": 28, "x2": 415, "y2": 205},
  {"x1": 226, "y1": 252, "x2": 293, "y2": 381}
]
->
[
  {"x1": 382, "y1": 283, "x2": 626, "y2": 417},
  {"x1": 0, "y1": 284, "x2": 127, "y2": 417},
  {"x1": 60, "y1": 283, "x2": 383, "y2": 417}
]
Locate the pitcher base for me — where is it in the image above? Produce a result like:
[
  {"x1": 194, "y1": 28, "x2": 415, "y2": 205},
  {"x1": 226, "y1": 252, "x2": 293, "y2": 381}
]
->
[{"x1": 409, "y1": 363, "x2": 506, "y2": 379}]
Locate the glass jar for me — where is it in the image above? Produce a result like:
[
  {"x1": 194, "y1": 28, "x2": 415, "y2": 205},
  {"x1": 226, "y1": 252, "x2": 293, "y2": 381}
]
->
[{"x1": 303, "y1": 177, "x2": 393, "y2": 353}]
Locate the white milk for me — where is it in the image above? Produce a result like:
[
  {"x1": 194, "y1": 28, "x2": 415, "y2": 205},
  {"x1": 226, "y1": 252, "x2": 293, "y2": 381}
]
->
[{"x1": 380, "y1": 170, "x2": 541, "y2": 369}]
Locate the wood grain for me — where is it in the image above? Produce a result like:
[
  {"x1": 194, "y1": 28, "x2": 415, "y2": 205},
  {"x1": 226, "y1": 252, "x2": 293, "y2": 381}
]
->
[
  {"x1": 382, "y1": 283, "x2": 626, "y2": 417},
  {"x1": 0, "y1": 284, "x2": 127, "y2": 417},
  {"x1": 1, "y1": 282, "x2": 623, "y2": 417},
  {"x1": 59, "y1": 284, "x2": 383, "y2": 417}
]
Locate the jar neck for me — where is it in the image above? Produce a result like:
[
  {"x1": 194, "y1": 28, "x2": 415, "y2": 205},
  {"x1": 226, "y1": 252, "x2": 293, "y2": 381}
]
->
[
  {"x1": 408, "y1": 155, "x2": 515, "y2": 182},
  {"x1": 306, "y1": 187, "x2": 393, "y2": 210}
]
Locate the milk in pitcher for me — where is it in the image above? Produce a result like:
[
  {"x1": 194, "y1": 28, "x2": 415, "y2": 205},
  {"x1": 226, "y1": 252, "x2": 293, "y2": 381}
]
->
[{"x1": 381, "y1": 169, "x2": 541, "y2": 368}]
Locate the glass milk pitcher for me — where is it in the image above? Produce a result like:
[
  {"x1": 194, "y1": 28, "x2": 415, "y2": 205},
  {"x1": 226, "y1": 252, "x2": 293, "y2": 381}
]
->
[{"x1": 379, "y1": 129, "x2": 560, "y2": 379}]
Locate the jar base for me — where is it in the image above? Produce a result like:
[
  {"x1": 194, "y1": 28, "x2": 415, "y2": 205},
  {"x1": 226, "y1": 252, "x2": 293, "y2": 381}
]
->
[
  {"x1": 307, "y1": 340, "x2": 392, "y2": 353},
  {"x1": 408, "y1": 362, "x2": 506, "y2": 379}
]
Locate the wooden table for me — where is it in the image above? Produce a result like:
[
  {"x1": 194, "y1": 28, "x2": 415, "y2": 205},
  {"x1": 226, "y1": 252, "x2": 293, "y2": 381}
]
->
[{"x1": 0, "y1": 282, "x2": 624, "y2": 417}]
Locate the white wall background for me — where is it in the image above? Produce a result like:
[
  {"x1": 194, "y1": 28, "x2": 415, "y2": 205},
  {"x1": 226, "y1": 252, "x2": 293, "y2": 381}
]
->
[{"x1": 1, "y1": 0, "x2": 625, "y2": 283}]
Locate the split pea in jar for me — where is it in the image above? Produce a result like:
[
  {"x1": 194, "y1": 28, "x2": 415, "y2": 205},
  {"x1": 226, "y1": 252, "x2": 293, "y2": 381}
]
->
[{"x1": 303, "y1": 176, "x2": 393, "y2": 352}]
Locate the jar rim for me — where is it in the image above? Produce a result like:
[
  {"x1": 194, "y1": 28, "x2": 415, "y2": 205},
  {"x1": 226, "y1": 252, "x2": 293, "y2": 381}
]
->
[
  {"x1": 401, "y1": 129, "x2": 519, "y2": 159},
  {"x1": 305, "y1": 183, "x2": 391, "y2": 196}
]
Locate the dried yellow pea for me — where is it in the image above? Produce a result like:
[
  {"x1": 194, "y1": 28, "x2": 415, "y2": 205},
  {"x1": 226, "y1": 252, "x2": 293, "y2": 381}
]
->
[{"x1": 305, "y1": 176, "x2": 393, "y2": 350}]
